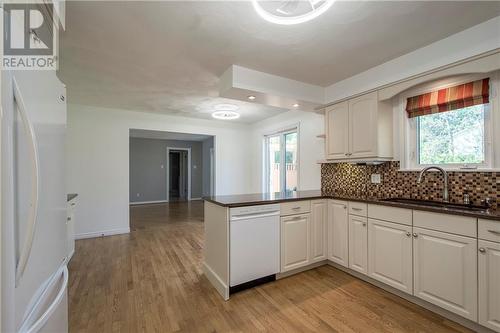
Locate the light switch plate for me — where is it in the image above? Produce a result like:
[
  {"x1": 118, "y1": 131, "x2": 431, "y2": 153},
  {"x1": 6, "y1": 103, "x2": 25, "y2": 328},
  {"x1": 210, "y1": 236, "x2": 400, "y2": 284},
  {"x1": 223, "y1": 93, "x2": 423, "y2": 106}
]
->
[{"x1": 371, "y1": 174, "x2": 381, "y2": 184}]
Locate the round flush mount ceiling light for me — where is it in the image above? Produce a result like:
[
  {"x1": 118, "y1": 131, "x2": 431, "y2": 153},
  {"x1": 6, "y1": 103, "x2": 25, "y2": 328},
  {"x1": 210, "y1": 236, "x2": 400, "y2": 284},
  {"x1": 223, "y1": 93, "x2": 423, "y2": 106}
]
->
[
  {"x1": 212, "y1": 104, "x2": 240, "y2": 120},
  {"x1": 248, "y1": 95, "x2": 256, "y2": 100},
  {"x1": 293, "y1": 103, "x2": 300, "y2": 108},
  {"x1": 212, "y1": 111, "x2": 240, "y2": 120},
  {"x1": 252, "y1": 0, "x2": 335, "y2": 25}
]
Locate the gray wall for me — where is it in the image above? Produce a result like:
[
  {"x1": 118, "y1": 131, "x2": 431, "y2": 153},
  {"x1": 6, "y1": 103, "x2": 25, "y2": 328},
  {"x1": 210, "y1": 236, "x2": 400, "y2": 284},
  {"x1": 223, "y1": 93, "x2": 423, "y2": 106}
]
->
[
  {"x1": 129, "y1": 138, "x2": 204, "y2": 202},
  {"x1": 202, "y1": 137, "x2": 214, "y2": 196}
]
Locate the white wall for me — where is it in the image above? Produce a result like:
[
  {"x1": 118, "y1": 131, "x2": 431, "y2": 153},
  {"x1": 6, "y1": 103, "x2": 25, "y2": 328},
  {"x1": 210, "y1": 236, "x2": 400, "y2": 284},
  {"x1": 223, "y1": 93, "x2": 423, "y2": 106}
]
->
[
  {"x1": 67, "y1": 104, "x2": 254, "y2": 238},
  {"x1": 325, "y1": 16, "x2": 500, "y2": 103},
  {"x1": 249, "y1": 110, "x2": 324, "y2": 193}
]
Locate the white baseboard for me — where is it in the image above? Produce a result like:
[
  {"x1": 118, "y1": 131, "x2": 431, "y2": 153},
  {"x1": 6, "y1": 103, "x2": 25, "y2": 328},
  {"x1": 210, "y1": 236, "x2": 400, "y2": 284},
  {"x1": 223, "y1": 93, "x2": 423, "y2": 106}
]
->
[
  {"x1": 130, "y1": 200, "x2": 167, "y2": 205},
  {"x1": 203, "y1": 262, "x2": 229, "y2": 300},
  {"x1": 67, "y1": 249, "x2": 75, "y2": 262},
  {"x1": 190, "y1": 197, "x2": 203, "y2": 201},
  {"x1": 75, "y1": 227, "x2": 130, "y2": 240}
]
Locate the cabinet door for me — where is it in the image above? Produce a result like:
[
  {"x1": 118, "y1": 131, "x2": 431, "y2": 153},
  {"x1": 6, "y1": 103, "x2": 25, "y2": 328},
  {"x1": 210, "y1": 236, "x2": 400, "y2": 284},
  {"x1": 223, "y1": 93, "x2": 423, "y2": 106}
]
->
[
  {"x1": 325, "y1": 102, "x2": 349, "y2": 159},
  {"x1": 479, "y1": 240, "x2": 500, "y2": 332},
  {"x1": 281, "y1": 214, "x2": 310, "y2": 272},
  {"x1": 348, "y1": 92, "x2": 378, "y2": 158},
  {"x1": 413, "y1": 227, "x2": 477, "y2": 321},
  {"x1": 327, "y1": 200, "x2": 349, "y2": 267},
  {"x1": 310, "y1": 200, "x2": 327, "y2": 263},
  {"x1": 368, "y1": 219, "x2": 412, "y2": 294},
  {"x1": 349, "y1": 215, "x2": 368, "y2": 275}
]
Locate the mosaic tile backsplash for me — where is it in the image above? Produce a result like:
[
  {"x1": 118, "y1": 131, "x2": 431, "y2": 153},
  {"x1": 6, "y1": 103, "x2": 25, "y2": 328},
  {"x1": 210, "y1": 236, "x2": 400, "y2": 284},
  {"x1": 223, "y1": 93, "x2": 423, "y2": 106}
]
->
[{"x1": 321, "y1": 161, "x2": 498, "y2": 209}]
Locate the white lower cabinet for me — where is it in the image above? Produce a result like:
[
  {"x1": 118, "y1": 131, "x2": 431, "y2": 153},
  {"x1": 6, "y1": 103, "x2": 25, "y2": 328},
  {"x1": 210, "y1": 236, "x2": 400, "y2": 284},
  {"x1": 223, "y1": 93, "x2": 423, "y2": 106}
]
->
[
  {"x1": 327, "y1": 200, "x2": 349, "y2": 267},
  {"x1": 478, "y1": 240, "x2": 500, "y2": 332},
  {"x1": 281, "y1": 214, "x2": 310, "y2": 272},
  {"x1": 348, "y1": 215, "x2": 368, "y2": 275},
  {"x1": 310, "y1": 200, "x2": 328, "y2": 263},
  {"x1": 368, "y1": 219, "x2": 412, "y2": 294},
  {"x1": 413, "y1": 227, "x2": 477, "y2": 321}
]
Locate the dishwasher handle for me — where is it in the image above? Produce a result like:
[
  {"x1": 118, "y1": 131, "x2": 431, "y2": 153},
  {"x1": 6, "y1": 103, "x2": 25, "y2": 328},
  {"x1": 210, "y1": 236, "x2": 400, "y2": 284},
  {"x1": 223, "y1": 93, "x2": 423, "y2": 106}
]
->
[{"x1": 230, "y1": 211, "x2": 280, "y2": 221}]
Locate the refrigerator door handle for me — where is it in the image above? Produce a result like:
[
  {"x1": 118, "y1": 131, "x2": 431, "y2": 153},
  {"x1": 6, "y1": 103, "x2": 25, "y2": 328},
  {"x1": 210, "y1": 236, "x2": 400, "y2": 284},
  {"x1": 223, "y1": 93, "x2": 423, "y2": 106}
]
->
[
  {"x1": 13, "y1": 78, "x2": 40, "y2": 286},
  {"x1": 20, "y1": 265, "x2": 69, "y2": 333}
]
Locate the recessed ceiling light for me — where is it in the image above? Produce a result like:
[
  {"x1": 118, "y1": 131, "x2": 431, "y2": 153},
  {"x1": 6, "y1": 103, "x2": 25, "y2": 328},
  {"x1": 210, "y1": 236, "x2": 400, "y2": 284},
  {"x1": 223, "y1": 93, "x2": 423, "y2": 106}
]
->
[
  {"x1": 252, "y1": 0, "x2": 335, "y2": 25},
  {"x1": 293, "y1": 103, "x2": 300, "y2": 108},
  {"x1": 212, "y1": 111, "x2": 240, "y2": 120},
  {"x1": 248, "y1": 95, "x2": 256, "y2": 100}
]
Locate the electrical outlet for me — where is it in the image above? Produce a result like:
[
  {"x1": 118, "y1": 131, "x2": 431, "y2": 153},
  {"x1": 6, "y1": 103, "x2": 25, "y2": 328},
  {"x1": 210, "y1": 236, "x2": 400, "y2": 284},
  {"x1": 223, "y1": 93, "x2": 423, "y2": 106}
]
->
[
  {"x1": 371, "y1": 174, "x2": 381, "y2": 184},
  {"x1": 136, "y1": 193, "x2": 140, "y2": 197}
]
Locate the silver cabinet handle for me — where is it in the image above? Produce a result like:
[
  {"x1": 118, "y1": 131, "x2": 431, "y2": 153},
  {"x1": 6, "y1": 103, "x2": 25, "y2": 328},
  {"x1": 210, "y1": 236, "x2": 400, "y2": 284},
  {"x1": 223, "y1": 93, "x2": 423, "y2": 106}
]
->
[
  {"x1": 406, "y1": 232, "x2": 411, "y2": 237},
  {"x1": 292, "y1": 207, "x2": 301, "y2": 210},
  {"x1": 13, "y1": 78, "x2": 40, "y2": 287},
  {"x1": 362, "y1": 222, "x2": 366, "y2": 227},
  {"x1": 71, "y1": 203, "x2": 75, "y2": 206},
  {"x1": 413, "y1": 233, "x2": 418, "y2": 238},
  {"x1": 343, "y1": 205, "x2": 347, "y2": 209},
  {"x1": 67, "y1": 217, "x2": 71, "y2": 221},
  {"x1": 479, "y1": 247, "x2": 486, "y2": 253},
  {"x1": 352, "y1": 207, "x2": 363, "y2": 211},
  {"x1": 487, "y1": 230, "x2": 500, "y2": 236}
]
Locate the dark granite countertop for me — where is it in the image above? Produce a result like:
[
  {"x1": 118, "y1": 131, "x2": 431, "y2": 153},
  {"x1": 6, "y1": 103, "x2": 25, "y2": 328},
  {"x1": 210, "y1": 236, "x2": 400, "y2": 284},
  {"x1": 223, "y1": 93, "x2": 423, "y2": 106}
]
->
[
  {"x1": 204, "y1": 190, "x2": 500, "y2": 221},
  {"x1": 67, "y1": 193, "x2": 78, "y2": 202}
]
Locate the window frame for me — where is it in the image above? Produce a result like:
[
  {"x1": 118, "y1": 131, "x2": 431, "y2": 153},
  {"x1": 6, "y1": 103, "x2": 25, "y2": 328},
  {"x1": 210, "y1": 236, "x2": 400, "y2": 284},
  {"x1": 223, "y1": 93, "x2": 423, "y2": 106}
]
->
[
  {"x1": 399, "y1": 73, "x2": 498, "y2": 171},
  {"x1": 263, "y1": 125, "x2": 300, "y2": 193}
]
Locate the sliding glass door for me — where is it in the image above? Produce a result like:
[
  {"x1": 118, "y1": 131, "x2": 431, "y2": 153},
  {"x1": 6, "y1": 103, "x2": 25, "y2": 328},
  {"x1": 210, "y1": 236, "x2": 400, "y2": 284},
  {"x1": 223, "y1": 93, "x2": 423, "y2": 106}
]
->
[{"x1": 265, "y1": 129, "x2": 298, "y2": 193}]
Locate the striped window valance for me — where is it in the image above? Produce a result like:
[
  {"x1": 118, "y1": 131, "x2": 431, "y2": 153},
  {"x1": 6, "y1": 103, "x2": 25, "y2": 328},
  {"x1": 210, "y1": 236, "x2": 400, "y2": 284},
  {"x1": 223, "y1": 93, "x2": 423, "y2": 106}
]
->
[{"x1": 406, "y1": 78, "x2": 490, "y2": 118}]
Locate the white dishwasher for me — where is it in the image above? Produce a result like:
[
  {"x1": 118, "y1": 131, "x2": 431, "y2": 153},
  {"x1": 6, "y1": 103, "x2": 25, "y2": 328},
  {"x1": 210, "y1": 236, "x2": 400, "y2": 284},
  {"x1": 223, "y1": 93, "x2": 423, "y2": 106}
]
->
[{"x1": 229, "y1": 204, "x2": 280, "y2": 289}]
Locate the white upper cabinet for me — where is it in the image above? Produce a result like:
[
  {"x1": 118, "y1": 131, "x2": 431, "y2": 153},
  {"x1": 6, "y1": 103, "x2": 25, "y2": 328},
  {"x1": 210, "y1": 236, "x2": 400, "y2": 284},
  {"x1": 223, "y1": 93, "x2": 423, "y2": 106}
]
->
[
  {"x1": 478, "y1": 240, "x2": 500, "y2": 332},
  {"x1": 324, "y1": 91, "x2": 393, "y2": 161},
  {"x1": 310, "y1": 200, "x2": 328, "y2": 263},
  {"x1": 325, "y1": 102, "x2": 349, "y2": 159},
  {"x1": 349, "y1": 93, "x2": 378, "y2": 158},
  {"x1": 413, "y1": 227, "x2": 477, "y2": 321},
  {"x1": 327, "y1": 200, "x2": 349, "y2": 267}
]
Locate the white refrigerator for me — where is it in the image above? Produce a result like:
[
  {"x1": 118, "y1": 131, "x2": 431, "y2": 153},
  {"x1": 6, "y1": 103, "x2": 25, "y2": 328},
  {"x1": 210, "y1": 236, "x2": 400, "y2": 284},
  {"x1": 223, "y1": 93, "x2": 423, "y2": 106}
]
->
[{"x1": 2, "y1": 69, "x2": 69, "y2": 333}]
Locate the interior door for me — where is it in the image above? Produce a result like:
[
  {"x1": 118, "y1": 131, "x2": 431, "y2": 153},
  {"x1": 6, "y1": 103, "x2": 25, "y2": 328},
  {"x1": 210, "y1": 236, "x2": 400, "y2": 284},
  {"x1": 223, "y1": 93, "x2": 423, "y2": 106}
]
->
[
  {"x1": 348, "y1": 92, "x2": 378, "y2": 158},
  {"x1": 325, "y1": 102, "x2": 349, "y2": 159}
]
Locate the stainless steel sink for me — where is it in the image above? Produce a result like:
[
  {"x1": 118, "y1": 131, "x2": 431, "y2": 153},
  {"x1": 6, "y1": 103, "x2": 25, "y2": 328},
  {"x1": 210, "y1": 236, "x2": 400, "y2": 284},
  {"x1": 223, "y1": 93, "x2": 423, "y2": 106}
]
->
[{"x1": 381, "y1": 198, "x2": 488, "y2": 212}]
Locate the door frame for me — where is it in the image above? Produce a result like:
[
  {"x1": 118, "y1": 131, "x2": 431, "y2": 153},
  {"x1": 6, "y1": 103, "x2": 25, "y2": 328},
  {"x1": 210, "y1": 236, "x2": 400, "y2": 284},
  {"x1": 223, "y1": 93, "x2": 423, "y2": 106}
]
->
[{"x1": 166, "y1": 147, "x2": 191, "y2": 202}]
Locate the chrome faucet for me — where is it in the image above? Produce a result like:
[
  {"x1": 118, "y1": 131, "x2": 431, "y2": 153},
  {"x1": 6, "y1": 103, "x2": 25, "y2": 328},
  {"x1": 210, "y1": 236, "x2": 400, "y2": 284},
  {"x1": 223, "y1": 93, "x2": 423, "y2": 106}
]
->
[{"x1": 417, "y1": 166, "x2": 449, "y2": 202}]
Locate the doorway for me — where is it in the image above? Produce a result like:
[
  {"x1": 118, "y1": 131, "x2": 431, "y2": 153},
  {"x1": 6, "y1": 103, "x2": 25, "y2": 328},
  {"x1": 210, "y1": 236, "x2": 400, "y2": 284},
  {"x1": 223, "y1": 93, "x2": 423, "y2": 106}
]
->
[{"x1": 167, "y1": 147, "x2": 191, "y2": 202}]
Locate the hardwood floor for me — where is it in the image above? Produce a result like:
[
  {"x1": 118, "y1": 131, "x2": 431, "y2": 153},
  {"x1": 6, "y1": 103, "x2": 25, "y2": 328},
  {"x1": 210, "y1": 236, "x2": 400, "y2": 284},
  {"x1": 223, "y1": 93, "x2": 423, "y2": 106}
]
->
[{"x1": 68, "y1": 201, "x2": 471, "y2": 333}]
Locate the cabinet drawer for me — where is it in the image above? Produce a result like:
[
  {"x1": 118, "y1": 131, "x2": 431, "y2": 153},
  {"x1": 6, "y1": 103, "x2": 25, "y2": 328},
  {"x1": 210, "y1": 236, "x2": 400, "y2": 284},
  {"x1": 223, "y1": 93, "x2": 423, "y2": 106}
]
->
[
  {"x1": 281, "y1": 200, "x2": 311, "y2": 216},
  {"x1": 348, "y1": 202, "x2": 367, "y2": 217},
  {"x1": 479, "y1": 219, "x2": 500, "y2": 243},
  {"x1": 413, "y1": 210, "x2": 476, "y2": 237},
  {"x1": 368, "y1": 204, "x2": 412, "y2": 226}
]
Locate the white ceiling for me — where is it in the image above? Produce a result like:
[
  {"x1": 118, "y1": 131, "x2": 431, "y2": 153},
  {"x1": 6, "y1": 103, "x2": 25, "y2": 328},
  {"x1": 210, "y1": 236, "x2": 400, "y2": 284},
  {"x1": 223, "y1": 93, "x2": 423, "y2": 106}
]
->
[
  {"x1": 129, "y1": 129, "x2": 213, "y2": 142},
  {"x1": 59, "y1": 1, "x2": 500, "y2": 123}
]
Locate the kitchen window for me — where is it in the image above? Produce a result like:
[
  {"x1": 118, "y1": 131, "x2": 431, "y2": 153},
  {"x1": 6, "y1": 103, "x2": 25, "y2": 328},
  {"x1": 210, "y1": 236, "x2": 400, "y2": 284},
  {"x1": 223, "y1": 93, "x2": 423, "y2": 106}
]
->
[
  {"x1": 264, "y1": 127, "x2": 298, "y2": 193},
  {"x1": 405, "y1": 77, "x2": 493, "y2": 170}
]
